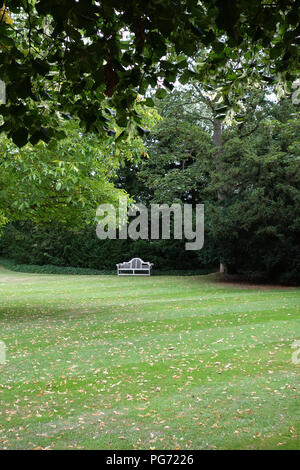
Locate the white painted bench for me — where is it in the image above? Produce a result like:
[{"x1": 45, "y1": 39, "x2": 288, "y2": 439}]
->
[{"x1": 116, "y1": 257, "x2": 153, "y2": 276}]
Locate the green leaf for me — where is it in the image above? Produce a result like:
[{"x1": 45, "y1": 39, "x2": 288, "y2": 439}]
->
[
  {"x1": 144, "y1": 97, "x2": 155, "y2": 107},
  {"x1": 216, "y1": 114, "x2": 226, "y2": 120},
  {"x1": 137, "y1": 126, "x2": 150, "y2": 136},
  {"x1": 155, "y1": 88, "x2": 167, "y2": 99},
  {"x1": 215, "y1": 106, "x2": 228, "y2": 113}
]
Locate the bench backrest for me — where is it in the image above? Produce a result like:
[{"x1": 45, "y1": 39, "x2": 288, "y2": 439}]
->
[
  {"x1": 131, "y1": 258, "x2": 142, "y2": 269},
  {"x1": 117, "y1": 258, "x2": 153, "y2": 270},
  {"x1": 118, "y1": 258, "x2": 150, "y2": 268}
]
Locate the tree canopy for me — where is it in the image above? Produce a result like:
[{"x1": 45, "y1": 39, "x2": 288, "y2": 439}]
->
[
  {"x1": 0, "y1": 103, "x2": 159, "y2": 226},
  {"x1": 0, "y1": 1, "x2": 299, "y2": 284},
  {"x1": 1, "y1": 0, "x2": 299, "y2": 146},
  {"x1": 1, "y1": 86, "x2": 300, "y2": 283},
  {"x1": 136, "y1": 88, "x2": 300, "y2": 282}
]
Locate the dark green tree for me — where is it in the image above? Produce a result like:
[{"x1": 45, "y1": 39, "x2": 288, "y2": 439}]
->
[{"x1": 138, "y1": 89, "x2": 300, "y2": 283}]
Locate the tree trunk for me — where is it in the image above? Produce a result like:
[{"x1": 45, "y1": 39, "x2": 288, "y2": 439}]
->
[
  {"x1": 219, "y1": 263, "x2": 226, "y2": 273},
  {"x1": 212, "y1": 118, "x2": 226, "y2": 273}
]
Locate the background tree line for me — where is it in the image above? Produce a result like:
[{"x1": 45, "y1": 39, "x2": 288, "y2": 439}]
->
[{"x1": 0, "y1": 86, "x2": 299, "y2": 284}]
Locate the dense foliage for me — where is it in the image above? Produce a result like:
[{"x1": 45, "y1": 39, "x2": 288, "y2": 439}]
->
[
  {"x1": 0, "y1": 222, "x2": 211, "y2": 271},
  {"x1": 130, "y1": 89, "x2": 300, "y2": 283},
  {"x1": 0, "y1": 104, "x2": 159, "y2": 226},
  {"x1": 1, "y1": 88, "x2": 299, "y2": 284},
  {"x1": 0, "y1": 1, "x2": 299, "y2": 146}
]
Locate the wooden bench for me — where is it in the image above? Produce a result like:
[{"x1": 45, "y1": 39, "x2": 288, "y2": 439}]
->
[{"x1": 116, "y1": 257, "x2": 153, "y2": 276}]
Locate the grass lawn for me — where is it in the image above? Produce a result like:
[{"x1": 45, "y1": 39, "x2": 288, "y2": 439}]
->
[{"x1": 0, "y1": 267, "x2": 299, "y2": 450}]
